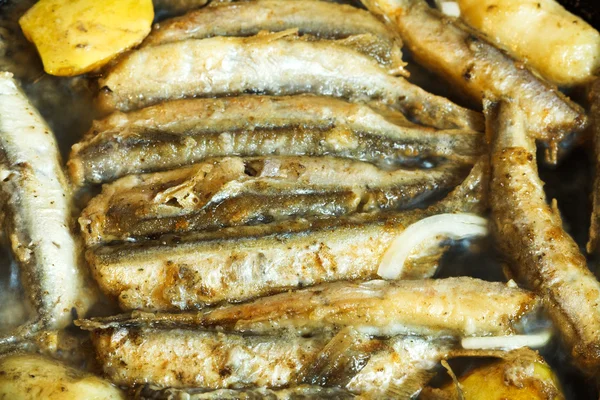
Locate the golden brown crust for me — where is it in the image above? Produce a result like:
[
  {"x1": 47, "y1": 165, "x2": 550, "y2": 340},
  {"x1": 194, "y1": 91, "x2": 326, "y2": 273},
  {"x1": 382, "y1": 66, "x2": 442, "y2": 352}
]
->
[{"x1": 488, "y1": 99, "x2": 600, "y2": 375}]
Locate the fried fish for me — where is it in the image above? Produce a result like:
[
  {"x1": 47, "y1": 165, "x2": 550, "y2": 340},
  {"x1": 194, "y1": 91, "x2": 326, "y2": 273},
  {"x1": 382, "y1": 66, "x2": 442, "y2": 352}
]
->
[
  {"x1": 144, "y1": 0, "x2": 406, "y2": 74},
  {"x1": 98, "y1": 33, "x2": 482, "y2": 132},
  {"x1": 80, "y1": 156, "x2": 467, "y2": 246},
  {"x1": 70, "y1": 95, "x2": 482, "y2": 186},
  {"x1": 488, "y1": 98, "x2": 600, "y2": 375}
]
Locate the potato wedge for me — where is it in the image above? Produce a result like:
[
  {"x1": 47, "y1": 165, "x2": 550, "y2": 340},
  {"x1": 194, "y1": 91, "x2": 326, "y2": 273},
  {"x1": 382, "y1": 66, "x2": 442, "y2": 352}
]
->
[
  {"x1": 456, "y1": 0, "x2": 600, "y2": 86},
  {"x1": 421, "y1": 349, "x2": 564, "y2": 400},
  {"x1": 0, "y1": 353, "x2": 125, "y2": 400},
  {"x1": 19, "y1": 0, "x2": 154, "y2": 76}
]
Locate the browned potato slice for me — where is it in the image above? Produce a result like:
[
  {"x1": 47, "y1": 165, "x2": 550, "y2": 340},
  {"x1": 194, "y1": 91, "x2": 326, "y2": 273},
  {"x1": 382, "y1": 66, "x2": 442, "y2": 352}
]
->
[
  {"x1": 421, "y1": 349, "x2": 564, "y2": 400},
  {"x1": 0, "y1": 353, "x2": 125, "y2": 400},
  {"x1": 19, "y1": 0, "x2": 154, "y2": 76},
  {"x1": 456, "y1": 0, "x2": 600, "y2": 86}
]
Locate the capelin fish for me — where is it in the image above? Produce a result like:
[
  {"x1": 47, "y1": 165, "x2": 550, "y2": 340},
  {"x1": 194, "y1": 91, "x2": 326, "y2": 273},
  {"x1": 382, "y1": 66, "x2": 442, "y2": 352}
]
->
[
  {"x1": 84, "y1": 322, "x2": 460, "y2": 395},
  {"x1": 135, "y1": 385, "x2": 356, "y2": 400},
  {"x1": 98, "y1": 33, "x2": 483, "y2": 131},
  {"x1": 85, "y1": 159, "x2": 488, "y2": 311},
  {"x1": 361, "y1": 0, "x2": 586, "y2": 163},
  {"x1": 588, "y1": 79, "x2": 600, "y2": 255},
  {"x1": 80, "y1": 156, "x2": 467, "y2": 246},
  {"x1": 69, "y1": 95, "x2": 483, "y2": 186},
  {"x1": 0, "y1": 73, "x2": 97, "y2": 341},
  {"x1": 79, "y1": 278, "x2": 538, "y2": 338},
  {"x1": 153, "y1": 0, "x2": 209, "y2": 17},
  {"x1": 488, "y1": 99, "x2": 600, "y2": 375},
  {"x1": 143, "y1": 0, "x2": 405, "y2": 74}
]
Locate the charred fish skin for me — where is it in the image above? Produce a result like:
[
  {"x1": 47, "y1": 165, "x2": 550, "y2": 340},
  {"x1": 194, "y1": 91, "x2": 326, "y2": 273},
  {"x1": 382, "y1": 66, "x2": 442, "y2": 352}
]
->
[
  {"x1": 79, "y1": 156, "x2": 466, "y2": 246},
  {"x1": 144, "y1": 0, "x2": 406, "y2": 74},
  {"x1": 362, "y1": 0, "x2": 586, "y2": 163},
  {"x1": 97, "y1": 33, "x2": 483, "y2": 132},
  {"x1": 588, "y1": 79, "x2": 600, "y2": 255},
  {"x1": 69, "y1": 96, "x2": 482, "y2": 186},
  {"x1": 85, "y1": 161, "x2": 488, "y2": 311},
  {"x1": 0, "y1": 72, "x2": 97, "y2": 334},
  {"x1": 79, "y1": 278, "x2": 538, "y2": 338},
  {"x1": 487, "y1": 99, "x2": 600, "y2": 375}
]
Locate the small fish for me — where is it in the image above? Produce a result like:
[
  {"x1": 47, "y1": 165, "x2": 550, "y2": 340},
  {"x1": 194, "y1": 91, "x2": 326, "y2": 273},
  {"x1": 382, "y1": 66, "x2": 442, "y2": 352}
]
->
[
  {"x1": 97, "y1": 33, "x2": 483, "y2": 132},
  {"x1": 588, "y1": 79, "x2": 600, "y2": 255},
  {"x1": 135, "y1": 384, "x2": 356, "y2": 400},
  {"x1": 83, "y1": 322, "x2": 460, "y2": 396},
  {"x1": 80, "y1": 156, "x2": 467, "y2": 246},
  {"x1": 152, "y1": 0, "x2": 209, "y2": 17},
  {"x1": 488, "y1": 98, "x2": 600, "y2": 375},
  {"x1": 362, "y1": 0, "x2": 586, "y2": 163},
  {"x1": 69, "y1": 95, "x2": 482, "y2": 186},
  {"x1": 0, "y1": 73, "x2": 97, "y2": 344},
  {"x1": 79, "y1": 277, "x2": 538, "y2": 338},
  {"x1": 144, "y1": 0, "x2": 406, "y2": 74},
  {"x1": 85, "y1": 160, "x2": 487, "y2": 311}
]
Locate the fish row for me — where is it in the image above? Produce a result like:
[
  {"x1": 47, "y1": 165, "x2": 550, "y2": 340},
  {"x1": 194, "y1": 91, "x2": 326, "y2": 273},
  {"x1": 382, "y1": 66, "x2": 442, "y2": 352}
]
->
[{"x1": 77, "y1": 276, "x2": 540, "y2": 395}]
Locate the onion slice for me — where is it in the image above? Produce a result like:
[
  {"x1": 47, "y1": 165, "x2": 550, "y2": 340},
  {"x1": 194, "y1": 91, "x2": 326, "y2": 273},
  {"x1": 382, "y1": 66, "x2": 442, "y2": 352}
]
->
[
  {"x1": 435, "y1": 1, "x2": 461, "y2": 17},
  {"x1": 461, "y1": 330, "x2": 552, "y2": 351},
  {"x1": 377, "y1": 213, "x2": 488, "y2": 279}
]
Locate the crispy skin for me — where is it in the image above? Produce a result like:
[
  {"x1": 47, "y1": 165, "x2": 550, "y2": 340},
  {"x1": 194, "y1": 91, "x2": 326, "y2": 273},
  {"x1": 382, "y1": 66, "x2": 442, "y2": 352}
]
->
[
  {"x1": 80, "y1": 156, "x2": 466, "y2": 245},
  {"x1": 362, "y1": 0, "x2": 586, "y2": 163},
  {"x1": 88, "y1": 325, "x2": 455, "y2": 394},
  {"x1": 488, "y1": 99, "x2": 600, "y2": 375},
  {"x1": 0, "y1": 73, "x2": 97, "y2": 339},
  {"x1": 80, "y1": 278, "x2": 538, "y2": 337},
  {"x1": 69, "y1": 96, "x2": 482, "y2": 186},
  {"x1": 98, "y1": 33, "x2": 483, "y2": 132},
  {"x1": 144, "y1": 0, "x2": 405, "y2": 74},
  {"x1": 85, "y1": 159, "x2": 488, "y2": 311},
  {"x1": 588, "y1": 79, "x2": 600, "y2": 254}
]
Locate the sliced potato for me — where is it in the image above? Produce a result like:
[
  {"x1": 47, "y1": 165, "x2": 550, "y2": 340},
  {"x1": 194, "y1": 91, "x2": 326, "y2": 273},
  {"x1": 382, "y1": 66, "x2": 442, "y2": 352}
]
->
[
  {"x1": 421, "y1": 349, "x2": 564, "y2": 400},
  {"x1": 19, "y1": 0, "x2": 154, "y2": 76},
  {"x1": 456, "y1": 0, "x2": 600, "y2": 86},
  {"x1": 0, "y1": 353, "x2": 126, "y2": 400}
]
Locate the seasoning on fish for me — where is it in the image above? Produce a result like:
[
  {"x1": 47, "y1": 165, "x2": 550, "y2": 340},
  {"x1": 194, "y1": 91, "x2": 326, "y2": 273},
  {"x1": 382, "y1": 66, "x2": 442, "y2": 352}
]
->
[
  {"x1": 85, "y1": 161, "x2": 488, "y2": 311},
  {"x1": 80, "y1": 156, "x2": 467, "y2": 246},
  {"x1": 97, "y1": 33, "x2": 483, "y2": 132},
  {"x1": 144, "y1": 0, "x2": 406, "y2": 74},
  {"x1": 587, "y1": 79, "x2": 600, "y2": 255},
  {"x1": 488, "y1": 98, "x2": 600, "y2": 375},
  {"x1": 362, "y1": 0, "x2": 586, "y2": 163},
  {"x1": 69, "y1": 95, "x2": 482, "y2": 186},
  {"x1": 83, "y1": 322, "x2": 459, "y2": 396},
  {"x1": 0, "y1": 73, "x2": 97, "y2": 340},
  {"x1": 79, "y1": 278, "x2": 538, "y2": 337}
]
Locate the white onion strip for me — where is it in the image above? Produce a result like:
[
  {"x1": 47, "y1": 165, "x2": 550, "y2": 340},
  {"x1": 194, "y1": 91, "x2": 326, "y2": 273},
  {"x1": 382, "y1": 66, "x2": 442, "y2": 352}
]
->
[
  {"x1": 377, "y1": 213, "x2": 488, "y2": 279},
  {"x1": 436, "y1": 1, "x2": 461, "y2": 17},
  {"x1": 461, "y1": 330, "x2": 552, "y2": 351}
]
